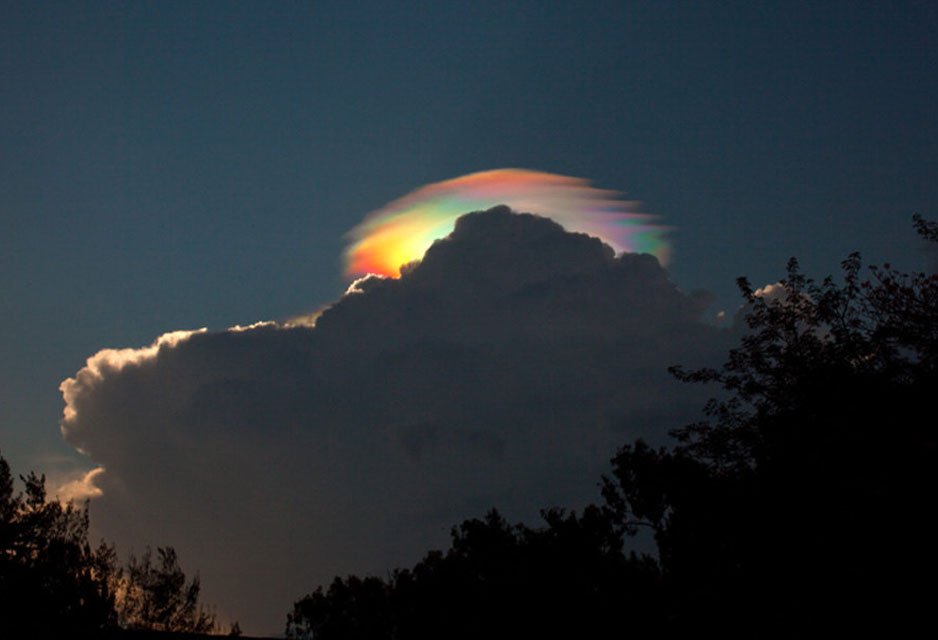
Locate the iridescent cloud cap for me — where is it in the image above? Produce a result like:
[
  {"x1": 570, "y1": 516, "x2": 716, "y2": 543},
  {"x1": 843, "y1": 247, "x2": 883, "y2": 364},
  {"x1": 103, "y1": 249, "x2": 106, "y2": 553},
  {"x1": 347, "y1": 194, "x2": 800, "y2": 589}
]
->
[{"x1": 344, "y1": 169, "x2": 669, "y2": 279}]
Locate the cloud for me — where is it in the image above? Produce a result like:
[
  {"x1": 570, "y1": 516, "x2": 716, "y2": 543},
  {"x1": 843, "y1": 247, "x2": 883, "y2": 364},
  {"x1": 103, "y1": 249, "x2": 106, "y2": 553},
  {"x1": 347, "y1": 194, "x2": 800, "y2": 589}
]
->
[
  {"x1": 59, "y1": 207, "x2": 728, "y2": 634},
  {"x1": 52, "y1": 466, "x2": 105, "y2": 503},
  {"x1": 59, "y1": 329, "x2": 207, "y2": 426},
  {"x1": 343, "y1": 168, "x2": 669, "y2": 278}
]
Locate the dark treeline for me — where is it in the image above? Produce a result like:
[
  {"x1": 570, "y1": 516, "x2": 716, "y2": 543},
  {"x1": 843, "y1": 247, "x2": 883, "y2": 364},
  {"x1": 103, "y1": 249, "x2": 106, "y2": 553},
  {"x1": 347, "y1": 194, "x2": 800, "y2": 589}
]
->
[
  {"x1": 0, "y1": 458, "x2": 220, "y2": 637},
  {"x1": 286, "y1": 216, "x2": 938, "y2": 639}
]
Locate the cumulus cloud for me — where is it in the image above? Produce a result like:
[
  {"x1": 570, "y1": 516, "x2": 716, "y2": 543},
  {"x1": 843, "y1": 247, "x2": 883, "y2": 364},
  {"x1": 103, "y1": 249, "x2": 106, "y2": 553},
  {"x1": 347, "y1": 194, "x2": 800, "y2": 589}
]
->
[
  {"x1": 53, "y1": 466, "x2": 105, "y2": 503},
  {"x1": 59, "y1": 207, "x2": 728, "y2": 634}
]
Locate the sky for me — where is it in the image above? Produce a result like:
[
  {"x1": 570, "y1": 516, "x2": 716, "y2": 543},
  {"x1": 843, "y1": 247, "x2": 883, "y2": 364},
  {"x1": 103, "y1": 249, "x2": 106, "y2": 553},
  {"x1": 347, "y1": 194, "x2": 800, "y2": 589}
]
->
[{"x1": 2, "y1": 1, "x2": 937, "y2": 634}]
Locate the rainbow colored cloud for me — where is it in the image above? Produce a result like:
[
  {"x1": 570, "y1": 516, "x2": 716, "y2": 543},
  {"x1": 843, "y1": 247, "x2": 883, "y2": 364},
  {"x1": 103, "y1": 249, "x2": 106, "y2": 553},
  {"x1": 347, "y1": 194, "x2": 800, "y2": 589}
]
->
[{"x1": 344, "y1": 169, "x2": 669, "y2": 279}]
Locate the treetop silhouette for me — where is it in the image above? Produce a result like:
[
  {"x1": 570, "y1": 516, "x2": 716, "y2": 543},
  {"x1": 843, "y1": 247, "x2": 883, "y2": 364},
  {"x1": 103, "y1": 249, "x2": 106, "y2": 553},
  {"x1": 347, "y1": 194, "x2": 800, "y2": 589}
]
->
[{"x1": 0, "y1": 453, "x2": 218, "y2": 636}]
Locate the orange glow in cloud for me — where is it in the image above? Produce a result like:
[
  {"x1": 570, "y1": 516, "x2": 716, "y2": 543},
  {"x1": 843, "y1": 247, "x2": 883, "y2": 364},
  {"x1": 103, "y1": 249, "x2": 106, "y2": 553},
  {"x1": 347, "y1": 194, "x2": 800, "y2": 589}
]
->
[{"x1": 343, "y1": 169, "x2": 669, "y2": 279}]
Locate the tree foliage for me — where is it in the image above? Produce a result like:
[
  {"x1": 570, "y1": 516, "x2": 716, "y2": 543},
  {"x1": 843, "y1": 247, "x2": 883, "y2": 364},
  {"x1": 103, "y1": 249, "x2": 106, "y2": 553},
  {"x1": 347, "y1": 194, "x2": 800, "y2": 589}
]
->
[
  {"x1": 601, "y1": 215, "x2": 938, "y2": 634},
  {"x1": 117, "y1": 546, "x2": 217, "y2": 634},
  {"x1": 287, "y1": 508, "x2": 661, "y2": 639},
  {"x1": 0, "y1": 454, "x2": 217, "y2": 636},
  {"x1": 0, "y1": 457, "x2": 117, "y2": 636}
]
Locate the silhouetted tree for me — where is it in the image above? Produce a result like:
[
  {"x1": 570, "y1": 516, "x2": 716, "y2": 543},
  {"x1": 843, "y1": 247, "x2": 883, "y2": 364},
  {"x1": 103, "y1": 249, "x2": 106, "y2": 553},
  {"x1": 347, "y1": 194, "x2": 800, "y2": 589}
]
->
[
  {"x1": 117, "y1": 545, "x2": 217, "y2": 634},
  {"x1": 1, "y1": 452, "x2": 221, "y2": 637},
  {"x1": 0, "y1": 453, "x2": 117, "y2": 636},
  {"x1": 602, "y1": 215, "x2": 938, "y2": 635},
  {"x1": 287, "y1": 508, "x2": 662, "y2": 639}
]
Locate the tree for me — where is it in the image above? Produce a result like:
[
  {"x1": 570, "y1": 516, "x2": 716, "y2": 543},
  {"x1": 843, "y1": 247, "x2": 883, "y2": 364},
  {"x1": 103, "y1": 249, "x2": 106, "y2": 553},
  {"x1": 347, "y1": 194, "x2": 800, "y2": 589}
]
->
[
  {"x1": 602, "y1": 215, "x2": 938, "y2": 635},
  {"x1": 0, "y1": 452, "x2": 219, "y2": 636},
  {"x1": 287, "y1": 508, "x2": 662, "y2": 639},
  {"x1": 117, "y1": 545, "x2": 217, "y2": 634},
  {"x1": 0, "y1": 453, "x2": 117, "y2": 636}
]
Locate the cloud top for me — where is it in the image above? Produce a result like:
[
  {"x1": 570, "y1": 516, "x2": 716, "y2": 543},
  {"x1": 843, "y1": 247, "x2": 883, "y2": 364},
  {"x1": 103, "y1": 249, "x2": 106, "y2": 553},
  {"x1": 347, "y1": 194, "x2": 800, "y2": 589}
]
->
[
  {"x1": 59, "y1": 329, "x2": 207, "y2": 427},
  {"x1": 344, "y1": 169, "x2": 669, "y2": 278}
]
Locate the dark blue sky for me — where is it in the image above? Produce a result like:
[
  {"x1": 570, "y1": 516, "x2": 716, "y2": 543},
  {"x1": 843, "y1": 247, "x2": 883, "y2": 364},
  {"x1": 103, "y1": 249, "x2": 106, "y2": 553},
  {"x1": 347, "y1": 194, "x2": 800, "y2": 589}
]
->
[{"x1": 2, "y1": 0, "x2": 936, "y2": 504}]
